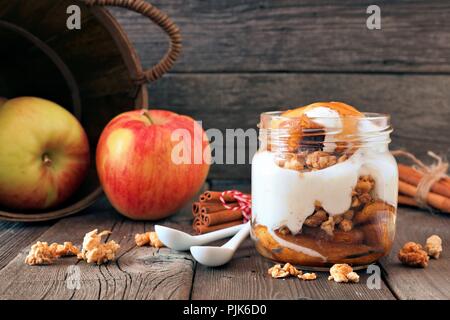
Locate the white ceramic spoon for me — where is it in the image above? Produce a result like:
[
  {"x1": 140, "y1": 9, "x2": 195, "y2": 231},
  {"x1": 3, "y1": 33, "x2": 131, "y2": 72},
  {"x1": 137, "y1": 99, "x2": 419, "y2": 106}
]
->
[
  {"x1": 154, "y1": 223, "x2": 245, "y2": 251},
  {"x1": 190, "y1": 221, "x2": 251, "y2": 267}
]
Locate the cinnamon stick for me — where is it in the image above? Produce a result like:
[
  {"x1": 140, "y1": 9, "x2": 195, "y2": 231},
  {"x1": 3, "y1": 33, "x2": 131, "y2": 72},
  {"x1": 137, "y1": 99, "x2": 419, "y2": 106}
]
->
[
  {"x1": 201, "y1": 209, "x2": 243, "y2": 226},
  {"x1": 193, "y1": 191, "x2": 247, "y2": 234},
  {"x1": 192, "y1": 202, "x2": 200, "y2": 215},
  {"x1": 200, "y1": 191, "x2": 235, "y2": 203},
  {"x1": 193, "y1": 217, "x2": 203, "y2": 228},
  {"x1": 193, "y1": 220, "x2": 243, "y2": 235},
  {"x1": 398, "y1": 180, "x2": 450, "y2": 213},
  {"x1": 398, "y1": 164, "x2": 450, "y2": 198},
  {"x1": 398, "y1": 194, "x2": 418, "y2": 207},
  {"x1": 193, "y1": 201, "x2": 239, "y2": 215}
]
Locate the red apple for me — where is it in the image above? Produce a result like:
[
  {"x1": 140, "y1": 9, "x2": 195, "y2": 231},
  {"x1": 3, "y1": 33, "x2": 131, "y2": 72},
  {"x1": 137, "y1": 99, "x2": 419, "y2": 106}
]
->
[
  {"x1": 0, "y1": 97, "x2": 90, "y2": 210},
  {"x1": 96, "y1": 109, "x2": 210, "y2": 220}
]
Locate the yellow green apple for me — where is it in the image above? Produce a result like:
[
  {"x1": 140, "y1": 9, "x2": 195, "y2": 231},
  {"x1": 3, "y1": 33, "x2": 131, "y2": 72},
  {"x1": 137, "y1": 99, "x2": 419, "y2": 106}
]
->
[
  {"x1": 96, "y1": 109, "x2": 210, "y2": 220},
  {"x1": 0, "y1": 97, "x2": 90, "y2": 210}
]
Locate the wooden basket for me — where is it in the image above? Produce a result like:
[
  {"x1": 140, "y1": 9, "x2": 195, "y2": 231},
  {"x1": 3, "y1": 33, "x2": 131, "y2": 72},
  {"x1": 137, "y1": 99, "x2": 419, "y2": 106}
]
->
[{"x1": 0, "y1": 0, "x2": 181, "y2": 222}]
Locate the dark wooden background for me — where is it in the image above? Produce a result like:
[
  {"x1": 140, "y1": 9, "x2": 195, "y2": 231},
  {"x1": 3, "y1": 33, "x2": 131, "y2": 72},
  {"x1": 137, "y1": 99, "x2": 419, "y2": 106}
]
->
[{"x1": 110, "y1": 0, "x2": 450, "y2": 180}]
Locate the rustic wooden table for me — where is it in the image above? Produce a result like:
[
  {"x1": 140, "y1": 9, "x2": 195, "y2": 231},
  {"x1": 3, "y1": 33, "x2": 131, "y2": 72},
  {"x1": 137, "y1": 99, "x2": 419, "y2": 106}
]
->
[{"x1": 0, "y1": 181, "x2": 448, "y2": 300}]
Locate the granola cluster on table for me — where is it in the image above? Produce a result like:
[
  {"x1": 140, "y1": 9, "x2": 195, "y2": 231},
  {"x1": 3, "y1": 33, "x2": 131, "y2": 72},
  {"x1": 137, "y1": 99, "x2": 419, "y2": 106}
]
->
[
  {"x1": 25, "y1": 229, "x2": 165, "y2": 266},
  {"x1": 268, "y1": 262, "x2": 317, "y2": 281},
  {"x1": 267, "y1": 262, "x2": 359, "y2": 283},
  {"x1": 398, "y1": 234, "x2": 443, "y2": 268},
  {"x1": 25, "y1": 229, "x2": 120, "y2": 266},
  {"x1": 25, "y1": 241, "x2": 79, "y2": 265}
]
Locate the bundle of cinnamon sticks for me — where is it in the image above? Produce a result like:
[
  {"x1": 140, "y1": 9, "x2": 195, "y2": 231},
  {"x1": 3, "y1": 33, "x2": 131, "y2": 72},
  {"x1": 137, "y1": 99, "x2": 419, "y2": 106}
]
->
[
  {"x1": 398, "y1": 164, "x2": 450, "y2": 213},
  {"x1": 192, "y1": 191, "x2": 245, "y2": 234}
]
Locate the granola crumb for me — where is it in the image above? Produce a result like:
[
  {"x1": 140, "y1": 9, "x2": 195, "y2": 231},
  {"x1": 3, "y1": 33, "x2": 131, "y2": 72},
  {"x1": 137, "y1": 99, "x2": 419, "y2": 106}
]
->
[
  {"x1": 425, "y1": 235, "x2": 442, "y2": 259},
  {"x1": 135, "y1": 231, "x2": 165, "y2": 248},
  {"x1": 25, "y1": 241, "x2": 80, "y2": 266},
  {"x1": 135, "y1": 232, "x2": 151, "y2": 246},
  {"x1": 278, "y1": 226, "x2": 291, "y2": 235},
  {"x1": 338, "y1": 219, "x2": 353, "y2": 232},
  {"x1": 299, "y1": 272, "x2": 317, "y2": 281},
  {"x1": 356, "y1": 175, "x2": 375, "y2": 193},
  {"x1": 398, "y1": 242, "x2": 429, "y2": 268},
  {"x1": 304, "y1": 210, "x2": 328, "y2": 227},
  {"x1": 149, "y1": 232, "x2": 164, "y2": 248},
  {"x1": 283, "y1": 262, "x2": 302, "y2": 276},
  {"x1": 346, "y1": 272, "x2": 360, "y2": 283},
  {"x1": 351, "y1": 175, "x2": 374, "y2": 206},
  {"x1": 306, "y1": 151, "x2": 337, "y2": 170},
  {"x1": 320, "y1": 217, "x2": 335, "y2": 236},
  {"x1": 284, "y1": 157, "x2": 305, "y2": 171},
  {"x1": 328, "y1": 264, "x2": 360, "y2": 283},
  {"x1": 50, "y1": 242, "x2": 80, "y2": 257},
  {"x1": 25, "y1": 242, "x2": 56, "y2": 266},
  {"x1": 268, "y1": 264, "x2": 290, "y2": 278},
  {"x1": 268, "y1": 263, "x2": 302, "y2": 278},
  {"x1": 77, "y1": 229, "x2": 120, "y2": 265}
]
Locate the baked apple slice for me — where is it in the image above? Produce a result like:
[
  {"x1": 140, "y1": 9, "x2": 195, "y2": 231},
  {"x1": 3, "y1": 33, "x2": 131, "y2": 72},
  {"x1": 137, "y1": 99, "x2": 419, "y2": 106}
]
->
[{"x1": 278, "y1": 102, "x2": 363, "y2": 153}]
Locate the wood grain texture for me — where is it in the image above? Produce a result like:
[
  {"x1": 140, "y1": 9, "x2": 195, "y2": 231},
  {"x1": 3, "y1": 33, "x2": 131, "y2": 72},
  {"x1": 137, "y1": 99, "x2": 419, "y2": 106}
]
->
[
  {"x1": 0, "y1": 183, "x2": 449, "y2": 300},
  {"x1": 0, "y1": 197, "x2": 195, "y2": 300},
  {"x1": 191, "y1": 238, "x2": 395, "y2": 300},
  {"x1": 148, "y1": 73, "x2": 450, "y2": 179},
  {"x1": 0, "y1": 220, "x2": 52, "y2": 271},
  {"x1": 379, "y1": 207, "x2": 450, "y2": 300},
  {"x1": 111, "y1": 0, "x2": 450, "y2": 73}
]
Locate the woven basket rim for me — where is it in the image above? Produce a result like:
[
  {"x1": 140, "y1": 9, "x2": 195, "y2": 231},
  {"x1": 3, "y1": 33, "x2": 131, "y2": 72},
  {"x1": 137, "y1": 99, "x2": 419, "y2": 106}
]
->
[{"x1": 0, "y1": 187, "x2": 103, "y2": 222}]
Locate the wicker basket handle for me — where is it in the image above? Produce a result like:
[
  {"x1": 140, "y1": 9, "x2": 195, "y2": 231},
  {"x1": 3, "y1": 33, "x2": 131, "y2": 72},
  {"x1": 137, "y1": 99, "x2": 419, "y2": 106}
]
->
[{"x1": 86, "y1": 0, "x2": 181, "y2": 83}]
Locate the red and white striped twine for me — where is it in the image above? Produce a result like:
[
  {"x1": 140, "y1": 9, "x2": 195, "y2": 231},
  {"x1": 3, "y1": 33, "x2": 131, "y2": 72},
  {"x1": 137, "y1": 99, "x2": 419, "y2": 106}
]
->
[{"x1": 219, "y1": 190, "x2": 252, "y2": 222}]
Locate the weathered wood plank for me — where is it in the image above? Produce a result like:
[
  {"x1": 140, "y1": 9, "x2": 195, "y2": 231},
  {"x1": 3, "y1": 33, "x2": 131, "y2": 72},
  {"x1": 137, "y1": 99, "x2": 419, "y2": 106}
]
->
[
  {"x1": 0, "y1": 220, "x2": 52, "y2": 271},
  {"x1": 0, "y1": 199, "x2": 118, "y2": 300},
  {"x1": 191, "y1": 238, "x2": 395, "y2": 300},
  {"x1": 379, "y1": 207, "x2": 450, "y2": 300},
  {"x1": 112, "y1": 0, "x2": 450, "y2": 73},
  {"x1": 0, "y1": 197, "x2": 195, "y2": 300},
  {"x1": 148, "y1": 73, "x2": 450, "y2": 179}
]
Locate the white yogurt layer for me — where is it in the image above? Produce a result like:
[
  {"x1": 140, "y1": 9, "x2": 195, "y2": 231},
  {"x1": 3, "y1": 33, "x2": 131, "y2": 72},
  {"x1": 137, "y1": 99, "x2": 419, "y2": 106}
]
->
[{"x1": 251, "y1": 148, "x2": 398, "y2": 235}]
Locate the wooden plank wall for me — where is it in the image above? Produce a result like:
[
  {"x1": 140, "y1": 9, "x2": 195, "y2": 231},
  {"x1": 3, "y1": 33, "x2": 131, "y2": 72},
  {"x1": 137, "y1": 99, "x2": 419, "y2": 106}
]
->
[{"x1": 111, "y1": 0, "x2": 450, "y2": 179}]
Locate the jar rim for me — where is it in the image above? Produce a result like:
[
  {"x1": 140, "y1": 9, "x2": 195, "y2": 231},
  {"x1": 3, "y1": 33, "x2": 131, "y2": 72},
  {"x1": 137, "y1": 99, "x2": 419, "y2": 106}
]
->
[
  {"x1": 258, "y1": 111, "x2": 392, "y2": 134},
  {"x1": 260, "y1": 111, "x2": 390, "y2": 121},
  {"x1": 258, "y1": 110, "x2": 393, "y2": 148}
]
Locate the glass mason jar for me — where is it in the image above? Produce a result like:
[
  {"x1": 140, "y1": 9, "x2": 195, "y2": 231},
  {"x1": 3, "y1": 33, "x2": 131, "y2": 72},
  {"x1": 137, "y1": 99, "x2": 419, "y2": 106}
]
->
[{"x1": 251, "y1": 111, "x2": 398, "y2": 268}]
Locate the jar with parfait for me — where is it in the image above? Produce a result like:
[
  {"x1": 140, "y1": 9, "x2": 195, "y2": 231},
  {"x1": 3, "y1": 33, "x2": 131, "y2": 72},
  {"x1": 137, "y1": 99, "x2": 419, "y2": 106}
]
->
[{"x1": 251, "y1": 102, "x2": 398, "y2": 268}]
